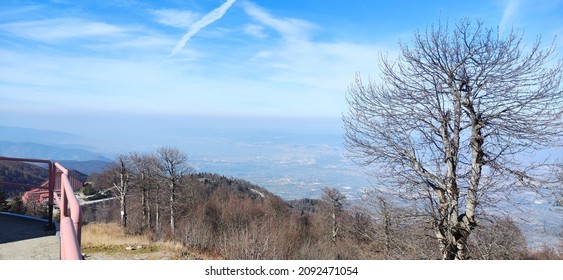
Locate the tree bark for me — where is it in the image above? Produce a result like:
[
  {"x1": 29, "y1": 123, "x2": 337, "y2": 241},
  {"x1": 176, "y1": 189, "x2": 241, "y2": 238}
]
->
[{"x1": 170, "y1": 182, "x2": 175, "y2": 235}]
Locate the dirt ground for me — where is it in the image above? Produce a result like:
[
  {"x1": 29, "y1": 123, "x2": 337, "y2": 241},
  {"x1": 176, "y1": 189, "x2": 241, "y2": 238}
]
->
[
  {"x1": 83, "y1": 250, "x2": 185, "y2": 260},
  {"x1": 82, "y1": 245, "x2": 212, "y2": 260}
]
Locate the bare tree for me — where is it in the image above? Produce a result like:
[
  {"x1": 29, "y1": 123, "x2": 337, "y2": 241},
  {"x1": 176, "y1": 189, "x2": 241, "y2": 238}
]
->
[
  {"x1": 155, "y1": 147, "x2": 193, "y2": 235},
  {"x1": 107, "y1": 155, "x2": 132, "y2": 227},
  {"x1": 356, "y1": 191, "x2": 439, "y2": 259},
  {"x1": 321, "y1": 187, "x2": 347, "y2": 244},
  {"x1": 470, "y1": 216, "x2": 527, "y2": 260},
  {"x1": 343, "y1": 19, "x2": 563, "y2": 259},
  {"x1": 129, "y1": 152, "x2": 158, "y2": 232}
]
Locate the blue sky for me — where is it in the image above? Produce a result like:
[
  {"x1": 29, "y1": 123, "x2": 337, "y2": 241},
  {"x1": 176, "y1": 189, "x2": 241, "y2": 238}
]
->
[{"x1": 0, "y1": 0, "x2": 562, "y2": 132}]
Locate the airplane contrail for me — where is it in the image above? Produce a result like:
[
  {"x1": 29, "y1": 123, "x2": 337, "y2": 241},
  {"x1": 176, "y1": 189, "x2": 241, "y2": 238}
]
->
[{"x1": 169, "y1": 0, "x2": 236, "y2": 57}]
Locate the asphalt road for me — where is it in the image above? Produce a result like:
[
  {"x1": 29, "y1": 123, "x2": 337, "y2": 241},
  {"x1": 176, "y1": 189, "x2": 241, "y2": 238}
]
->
[{"x1": 0, "y1": 213, "x2": 59, "y2": 260}]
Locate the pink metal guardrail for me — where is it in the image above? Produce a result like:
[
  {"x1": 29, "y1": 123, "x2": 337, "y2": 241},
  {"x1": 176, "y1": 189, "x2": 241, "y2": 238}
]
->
[
  {"x1": 0, "y1": 156, "x2": 83, "y2": 260},
  {"x1": 54, "y1": 162, "x2": 83, "y2": 260}
]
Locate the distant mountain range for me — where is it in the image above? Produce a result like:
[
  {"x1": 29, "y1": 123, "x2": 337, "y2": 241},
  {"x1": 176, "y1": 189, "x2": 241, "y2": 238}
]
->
[
  {"x1": 0, "y1": 125, "x2": 90, "y2": 147},
  {"x1": 57, "y1": 160, "x2": 109, "y2": 175},
  {"x1": 0, "y1": 141, "x2": 110, "y2": 162},
  {"x1": 0, "y1": 126, "x2": 110, "y2": 175}
]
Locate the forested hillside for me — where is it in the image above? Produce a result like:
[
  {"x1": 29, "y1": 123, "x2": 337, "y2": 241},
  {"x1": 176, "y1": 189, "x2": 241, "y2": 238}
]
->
[
  {"x1": 0, "y1": 161, "x2": 88, "y2": 190},
  {"x1": 84, "y1": 148, "x2": 562, "y2": 260},
  {"x1": 0, "y1": 160, "x2": 48, "y2": 197}
]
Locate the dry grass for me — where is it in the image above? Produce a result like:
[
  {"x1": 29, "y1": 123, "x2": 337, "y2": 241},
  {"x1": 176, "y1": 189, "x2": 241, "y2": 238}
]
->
[
  {"x1": 82, "y1": 222, "x2": 152, "y2": 247},
  {"x1": 81, "y1": 222, "x2": 213, "y2": 260}
]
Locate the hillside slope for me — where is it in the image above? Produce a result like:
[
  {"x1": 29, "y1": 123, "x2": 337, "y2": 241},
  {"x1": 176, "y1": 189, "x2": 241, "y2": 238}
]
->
[
  {"x1": 0, "y1": 160, "x2": 88, "y2": 198},
  {"x1": 0, "y1": 141, "x2": 109, "y2": 161}
]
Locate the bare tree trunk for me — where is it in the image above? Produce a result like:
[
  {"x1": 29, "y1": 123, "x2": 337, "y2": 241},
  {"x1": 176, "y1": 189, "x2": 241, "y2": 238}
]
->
[
  {"x1": 170, "y1": 182, "x2": 175, "y2": 235},
  {"x1": 322, "y1": 187, "x2": 346, "y2": 259},
  {"x1": 155, "y1": 147, "x2": 192, "y2": 237},
  {"x1": 109, "y1": 155, "x2": 130, "y2": 228},
  {"x1": 378, "y1": 197, "x2": 392, "y2": 254},
  {"x1": 142, "y1": 186, "x2": 149, "y2": 231},
  {"x1": 129, "y1": 152, "x2": 157, "y2": 233},
  {"x1": 120, "y1": 173, "x2": 127, "y2": 227},
  {"x1": 146, "y1": 197, "x2": 151, "y2": 231},
  {"x1": 455, "y1": 99, "x2": 485, "y2": 260},
  {"x1": 120, "y1": 193, "x2": 127, "y2": 227},
  {"x1": 154, "y1": 184, "x2": 161, "y2": 237},
  {"x1": 464, "y1": 99, "x2": 483, "y2": 227},
  {"x1": 155, "y1": 200, "x2": 160, "y2": 237},
  {"x1": 331, "y1": 208, "x2": 338, "y2": 243}
]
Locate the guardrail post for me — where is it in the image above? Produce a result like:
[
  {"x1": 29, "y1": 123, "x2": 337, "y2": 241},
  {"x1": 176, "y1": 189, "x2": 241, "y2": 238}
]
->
[
  {"x1": 55, "y1": 162, "x2": 83, "y2": 260},
  {"x1": 48, "y1": 162, "x2": 55, "y2": 227}
]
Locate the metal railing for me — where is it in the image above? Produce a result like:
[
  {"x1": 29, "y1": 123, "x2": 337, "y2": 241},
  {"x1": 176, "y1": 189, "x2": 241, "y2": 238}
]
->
[
  {"x1": 0, "y1": 156, "x2": 83, "y2": 260},
  {"x1": 54, "y1": 162, "x2": 83, "y2": 260}
]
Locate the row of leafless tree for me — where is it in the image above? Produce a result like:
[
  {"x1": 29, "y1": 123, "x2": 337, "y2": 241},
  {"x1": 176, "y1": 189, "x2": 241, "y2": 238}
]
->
[
  {"x1": 91, "y1": 147, "x2": 193, "y2": 238},
  {"x1": 88, "y1": 148, "x2": 561, "y2": 259}
]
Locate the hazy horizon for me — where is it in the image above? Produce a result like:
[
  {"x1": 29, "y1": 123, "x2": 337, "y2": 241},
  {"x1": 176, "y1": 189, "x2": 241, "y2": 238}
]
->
[
  {"x1": 0, "y1": 114, "x2": 372, "y2": 200},
  {"x1": 1, "y1": 115, "x2": 561, "y2": 250}
]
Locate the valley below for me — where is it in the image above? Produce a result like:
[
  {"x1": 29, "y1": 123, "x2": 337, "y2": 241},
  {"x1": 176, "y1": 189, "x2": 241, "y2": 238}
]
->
[{"x1": 1, "y1": 124, "x2": 561, "y2": 251}]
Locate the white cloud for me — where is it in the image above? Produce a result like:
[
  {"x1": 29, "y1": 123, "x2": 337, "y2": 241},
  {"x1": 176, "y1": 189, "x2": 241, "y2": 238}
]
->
[
  {"x1": 0, "y1": 1, "x2": 390, "y2": 120},
  {"x1": 240, "y1": 2, "x2": 384, "y2": 91},
  {"x1": 170, "y1": 0, "x2": 236, "y2": 57},
  {"x1": 0, "y1": 18, "x2": 127, "y2": 42},
  {"x1": 242, "y1": 1, "x2": 314, "y2": 42},
  {"x1": 244, "y1": 23, "x2": 267, "y2": 38},
  {"x1": 499, "y1": 0, "x2": 520, "y2": 34},
  {"x1": 102, "y1": 35, "x2": 173, "y2": 50},
  {"x1": 152, "y1": 9, "x2": 200, "y2": 28}
]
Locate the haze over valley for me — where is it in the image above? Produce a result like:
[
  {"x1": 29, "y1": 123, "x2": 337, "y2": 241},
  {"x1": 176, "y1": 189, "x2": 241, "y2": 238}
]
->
[{"x1": 0, "y1": 120, "x2": 560, "y2": 249}]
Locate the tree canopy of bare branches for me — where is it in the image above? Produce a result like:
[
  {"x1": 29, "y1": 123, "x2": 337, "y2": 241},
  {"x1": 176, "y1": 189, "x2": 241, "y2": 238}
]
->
[
  {"x1": 129, "y1": 152, "x2": 159, "y2": 232},
  {"x1": 155, "y1": 146, "x2": 194, "y2": 235},
  {"x1": 106, "y1": 155, "x2": 132, "y2": 227},
  {"x1": 321, "y1": 187, "x2": 347, "y2": 244},
  {"x1": 343, "y1": 19, "x2": 563, "y2": 259}
]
